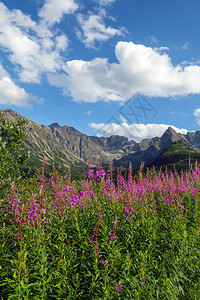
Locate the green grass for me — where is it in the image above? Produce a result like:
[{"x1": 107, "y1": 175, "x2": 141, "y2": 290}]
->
[
  {"x1": 0, "y1": 164, "x2": 200, "y2": 299},
  {"x1": 150, "y1": 141, "x2": 200, "y2": 172}
]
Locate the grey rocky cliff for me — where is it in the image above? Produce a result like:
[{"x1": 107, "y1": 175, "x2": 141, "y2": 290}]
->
[
  {"x1": 114, "y1": 127, "x2": 189, "y2": 169},
  {"x1": 1, "y1": 108, "x2": 200, "y2": 170},
  {"x1": 184, "y1": 131, "x2": 200, "y2": 149}
]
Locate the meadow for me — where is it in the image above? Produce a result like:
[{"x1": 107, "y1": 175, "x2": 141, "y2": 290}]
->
[{"x1": 0, "y1": 162, "x2": 200, "y2": 299}]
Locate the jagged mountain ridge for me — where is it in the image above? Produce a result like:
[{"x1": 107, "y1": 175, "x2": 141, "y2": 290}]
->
[
  {"x1": 149, "y1": 139, "x2": 200, "y2": 171},
  {"x1": 89, "y1": 135, "x2": 136, "y2": 155},
  {"x1": 114, "y1": 127, "x2": 197, "y2": 169},
  {"x1": 184, "y1": 131, "x2": 200, "y2": 149},
  {"x1": 0, "y1": 108, "x2": 87, "y2": 170},
  {"x1": 0, "y1": 109, "x2": 118, "y2": 169},
  {"x1": 1, "y1": 108, "x2": 200, "y2": 171}
]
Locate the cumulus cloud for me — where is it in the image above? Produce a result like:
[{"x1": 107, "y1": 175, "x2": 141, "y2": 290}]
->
[
  {"x1": 48, "y1": 57, "x2": 122, "y2": 101},
  {"x1": 0, "y1": 63, "x2": 41, "y2": 107},
  {"x1": 56, "y1": 34, "x2": 69, "y2": 50},
  {"x1": 0, "y1": 2, "x2": 68, "y2": 83},
  {"x1": 194, "y1": 108, "x2": 200, "y2": 125},
  {"x1": 90, "y1": 122, "x2": 188, "y2": 142},
  {"x1": 38, "y1": 0, "x2": 78, "y2": 25},
  {"x1": 51, "y1": 41, "x2": 200, "y2": 102},
  {"x1": 76, "y1": 13, "x2": 124, "y2": 48}
]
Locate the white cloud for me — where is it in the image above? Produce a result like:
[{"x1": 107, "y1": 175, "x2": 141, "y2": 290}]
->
[
  {"x1": 86, "y1": 110, "x2": 92, "y2": 115},
  {"x1": 98, "y1": 0, "x2": 117, "y2": 6},
  {"x1": 0, "y1": 4, "x2": 36, "y2": 29},
  {"x1": 194, "y1": 108, "x2": 200, "y2": 117},
  {"x1": 56, "y1": 34, "x2": 69, "y2": 50},
  {"x1": 77, "y1": 13, "x2": 124, "y2": 48},
  {"x1": 154, "y1": 46, "x2": 169, "y2": 51},
  {"x1": 38, "y1": 0, "x2": 78, "y2": 25},
  {"x1": 48, "y1": 57, "x2": 123, "y2": 101},
  {"x1": 0, "y1": 2, "x2": 68, "y2": 83},
  {"x1": 194, "y1": 108, "x2": 200, "y2": 125},
  {"x1": 47, "y1": 73, "x2": 69, "y2": 95},
  {"x1": 0, "y1": 63, "x2": 41, "y2": 108},
  {"x1": 90, "y1": 122, "x2": 188, "y2": 142},
  {"x1": 146, "y1": 35, "x2": 159, "y2": 44},
  {"x1": 182, "y1": 42, "x2": 189, "y2": 50},
  {"x1": 51, "y1": 41, "x2": 200, "y2": 102},
  {"x1": 120, "y1": 115, "x2": 127, "y2": 122}
]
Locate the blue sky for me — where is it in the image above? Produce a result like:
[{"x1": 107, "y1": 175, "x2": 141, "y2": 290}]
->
[{"x1": 1, "y1": 0, "x2": 200, "y2": 142}]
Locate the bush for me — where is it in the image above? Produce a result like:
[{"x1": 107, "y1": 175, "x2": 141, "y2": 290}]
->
[{"x1": 0, "y1": 113, "x2": 29, "y2": 196}]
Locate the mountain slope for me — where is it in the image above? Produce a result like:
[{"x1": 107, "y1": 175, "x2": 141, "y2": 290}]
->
[
  {"x1": 0, "y1": 108, "x2": 87, "y2": 174},
  {"x1": 114, "y1": 127, "x2": 189, "y2": 169},
  {"x1": 48, "y1": 122, "x2": 114, "y2": 164},
  {"x1": 149, "y1": 139, "x2": 200, "y2": 171},
  {"x1": 185, "y1": 131, "x2": 200, "y2": 149},
  {"x1": 1, "y1": 108, "x2": 200, "y2": 174},
  {"x1": 0, "y1": 108, "x2": 118, "y2": 173},
  {"x1": 89, "y1": 135, "x2": 136, "y2": 159}
]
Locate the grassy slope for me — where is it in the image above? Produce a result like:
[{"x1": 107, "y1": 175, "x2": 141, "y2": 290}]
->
[{"x1": 149, "y1": 141, "x2": 200, "y2": 171}]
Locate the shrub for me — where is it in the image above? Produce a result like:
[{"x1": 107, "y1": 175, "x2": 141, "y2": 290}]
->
[{"x1": 0, "y1": 113, "x2": 29, "y2": 196}]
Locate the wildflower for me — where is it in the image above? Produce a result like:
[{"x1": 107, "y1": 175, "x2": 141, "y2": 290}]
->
[
  {"x1": 87, "y1": 169, "x2": 94, "y2": 180},
  {"x1": 96, "y1": 169, "x2": 106, "y2": 179},
  {"x1": 100, "y1": 260, "x2": 108, "y2": 265},
  {"x1": 41, "y1": 208, "x2": 46, "y2": 214},
  {"x1": 114, "y1": 283, "x2": 123, "y2": 292},
  {"x1": 90, "y1": 235, "x2": 94, "y2": 243},
  {"x1": 141, "y1": 280, "x2": 146, "y2": 284}
]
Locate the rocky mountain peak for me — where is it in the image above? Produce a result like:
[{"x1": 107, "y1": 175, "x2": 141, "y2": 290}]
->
[
  {"x1": 1, "y1": 108, "x2": 12, "y2": 113},
  {"x1": 185, "y1": 130, "x2": 200, "y2": 149},
  {"x1": 1, "y1": 108, "x2": 200, "y2": 172},
  {"x1": 165, "y1": 126, "x2": 177, "y2": 134},
  {"x1": 162, "y1": 126, "x2": 179, "y2": 138},
  {"x1": 50, "y1": 122, "x2": 60, "y2": 129},
  {"x1": 89, "y1": 134, "x2": 136, "y2": 153},
  {"x1": 161, "y1": 126, "x2": 185, "y2": 143},
  {"x1": 0, "y1": 108, "x2": 25, "y2": 122}
]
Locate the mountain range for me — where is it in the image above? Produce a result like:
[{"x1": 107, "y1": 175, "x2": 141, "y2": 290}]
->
[{"x1": 1, "y1": 108, "x2": 200, "y2": 175}]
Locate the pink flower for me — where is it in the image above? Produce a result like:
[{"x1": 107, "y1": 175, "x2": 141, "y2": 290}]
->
[
  {"x1": 114, "y1": 283, "x2": 123, "y2": 292},
  {"x1": 87, "y1": 169, "x2": 94, "y2": 179},
  {"x1": 141, "y1": 280, "x2": 146, "y2": 284},
  {"x1": 100, "y1": 260, "x2": 108, "y2": 265}
]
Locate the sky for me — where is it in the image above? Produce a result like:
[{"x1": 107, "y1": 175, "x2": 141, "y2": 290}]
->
[{"x1": 1, "y1": 0, "x2": 200, "y2": 142}]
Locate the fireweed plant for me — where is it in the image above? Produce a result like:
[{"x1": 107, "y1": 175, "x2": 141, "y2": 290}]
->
[{"x1": 0, "y1": 162, "x2": 200, "y2": 299}]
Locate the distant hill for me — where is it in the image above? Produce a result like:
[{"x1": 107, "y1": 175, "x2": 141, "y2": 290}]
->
[
  {"x1": 1, "y1": 108, "x2": 200, "y2": 177},
  {"x1": 149, "y1": 139, "x2": 200, "y2": 171}
]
